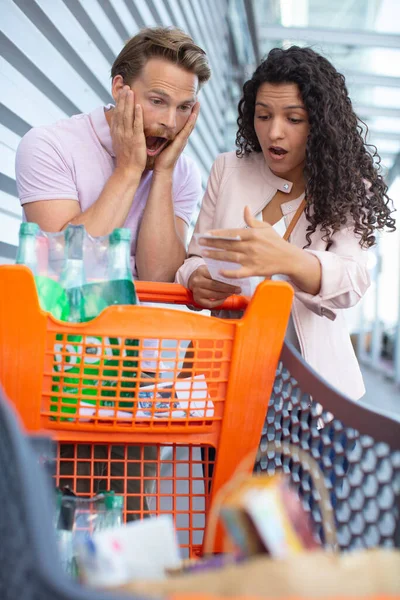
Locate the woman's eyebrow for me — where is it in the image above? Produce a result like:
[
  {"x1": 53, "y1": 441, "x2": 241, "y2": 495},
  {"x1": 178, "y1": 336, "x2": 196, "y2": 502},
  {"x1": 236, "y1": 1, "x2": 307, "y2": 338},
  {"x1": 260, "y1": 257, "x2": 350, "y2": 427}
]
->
[{"x1": 255, "y1": 101, "x2": 306, "y2": 110}]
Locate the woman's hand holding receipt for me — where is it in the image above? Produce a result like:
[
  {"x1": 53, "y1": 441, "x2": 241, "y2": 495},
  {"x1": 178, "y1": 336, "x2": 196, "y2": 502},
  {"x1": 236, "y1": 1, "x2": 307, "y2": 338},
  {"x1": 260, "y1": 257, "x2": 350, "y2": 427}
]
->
[
  {"x1": 198, "y1": 207, "x2": 293, "y2": 279},
  {"x1": 197, "y1": 206, "x2": 321, "y2": 296},
  {"x1": 187, "y1": 265, "x2": 242, "y2": 310}
]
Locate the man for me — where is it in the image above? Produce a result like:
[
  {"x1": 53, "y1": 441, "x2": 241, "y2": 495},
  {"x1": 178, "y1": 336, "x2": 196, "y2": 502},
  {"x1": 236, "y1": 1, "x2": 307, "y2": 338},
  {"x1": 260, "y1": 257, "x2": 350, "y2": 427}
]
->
[
  {"x1": 16, "y1": 26, "x2": 211, "y2": 282},
  {"x1": 15, "y1": 26, "x2": 211, "y2": 518}
]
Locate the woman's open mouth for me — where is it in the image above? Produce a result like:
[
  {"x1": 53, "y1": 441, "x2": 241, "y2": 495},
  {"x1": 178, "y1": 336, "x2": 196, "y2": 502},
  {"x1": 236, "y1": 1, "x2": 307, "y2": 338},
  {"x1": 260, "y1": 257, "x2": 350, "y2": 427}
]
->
[
  {"x1": 145, "y1": 136, "x2": 169, "y2": 157},
  {"x1": 268, "y1": 146, "x2": 288, "y2": 160}
]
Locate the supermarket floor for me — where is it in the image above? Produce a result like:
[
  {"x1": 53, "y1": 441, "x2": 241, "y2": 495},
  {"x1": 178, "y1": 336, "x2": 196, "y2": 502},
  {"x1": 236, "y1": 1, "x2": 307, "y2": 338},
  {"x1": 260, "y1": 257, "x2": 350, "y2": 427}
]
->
[{"x1": 360, "y1": 364, "x2": 400, "y2": 417}]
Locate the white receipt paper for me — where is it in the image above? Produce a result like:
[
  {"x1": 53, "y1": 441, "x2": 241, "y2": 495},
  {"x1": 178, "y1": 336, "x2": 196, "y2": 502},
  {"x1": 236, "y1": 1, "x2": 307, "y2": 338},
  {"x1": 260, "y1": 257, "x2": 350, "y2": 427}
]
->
[{"x1": 194, "y1": 233, "x2": 253, "y2": 296}]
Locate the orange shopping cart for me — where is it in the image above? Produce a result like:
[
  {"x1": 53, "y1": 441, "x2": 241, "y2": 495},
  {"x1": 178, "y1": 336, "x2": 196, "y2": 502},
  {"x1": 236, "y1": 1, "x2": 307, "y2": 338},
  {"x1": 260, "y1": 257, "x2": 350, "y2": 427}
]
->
[{"x1": 0, "y1": 265, "x2": 293, "y2": 557}]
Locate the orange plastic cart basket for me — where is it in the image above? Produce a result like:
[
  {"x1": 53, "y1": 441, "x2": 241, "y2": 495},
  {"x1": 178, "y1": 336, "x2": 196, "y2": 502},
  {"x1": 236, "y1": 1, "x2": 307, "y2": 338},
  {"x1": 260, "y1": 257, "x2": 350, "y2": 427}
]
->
[{"x1": 0, "y1": 265, "x2": 293, "y2": 556}]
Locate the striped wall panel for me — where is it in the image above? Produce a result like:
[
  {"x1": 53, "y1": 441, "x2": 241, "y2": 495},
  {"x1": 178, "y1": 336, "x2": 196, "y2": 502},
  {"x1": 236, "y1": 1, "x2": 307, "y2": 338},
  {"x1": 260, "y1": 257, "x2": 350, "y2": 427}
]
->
[{"x1": 0, "y1": 0, "x2": 246, "y2": 260}]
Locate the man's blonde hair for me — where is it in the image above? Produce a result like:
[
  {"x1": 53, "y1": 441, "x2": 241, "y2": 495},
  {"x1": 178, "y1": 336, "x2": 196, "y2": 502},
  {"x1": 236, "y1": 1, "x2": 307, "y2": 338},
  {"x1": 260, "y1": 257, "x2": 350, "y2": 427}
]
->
[{"x1": 111, "y1": 27, "x2": 211, "y2": 88}]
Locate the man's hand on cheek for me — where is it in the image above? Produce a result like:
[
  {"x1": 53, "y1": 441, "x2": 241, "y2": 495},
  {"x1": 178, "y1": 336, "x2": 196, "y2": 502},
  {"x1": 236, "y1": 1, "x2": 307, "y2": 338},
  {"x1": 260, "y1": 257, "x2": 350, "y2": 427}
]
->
[
  {"x1": 153, "y1": 102, "x2": 200, "y2": 175},
  {"x1": 111, "y1": 86, "x2": 147, "y2": 177}
]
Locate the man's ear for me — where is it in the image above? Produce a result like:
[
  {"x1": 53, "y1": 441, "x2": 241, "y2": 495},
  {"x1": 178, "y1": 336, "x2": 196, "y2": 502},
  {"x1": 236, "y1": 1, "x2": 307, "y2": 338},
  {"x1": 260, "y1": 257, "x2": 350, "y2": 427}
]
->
[{"x1": 111, "y1": 75, "x2": 125, "y2": 102}]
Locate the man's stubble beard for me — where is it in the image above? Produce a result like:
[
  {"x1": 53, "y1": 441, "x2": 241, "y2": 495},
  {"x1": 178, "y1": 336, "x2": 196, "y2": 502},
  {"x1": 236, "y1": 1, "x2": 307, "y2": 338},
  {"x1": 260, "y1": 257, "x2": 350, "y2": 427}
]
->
[{"x1": 145, "y1": 156, "x2": 155, "y2": 170}]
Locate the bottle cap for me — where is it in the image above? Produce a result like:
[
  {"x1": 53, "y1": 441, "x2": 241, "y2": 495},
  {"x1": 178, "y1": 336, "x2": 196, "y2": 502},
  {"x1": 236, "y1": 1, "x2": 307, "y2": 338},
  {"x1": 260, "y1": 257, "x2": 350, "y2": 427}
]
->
[
  {"x1": 20, "y1": 222, "x2": 40, "y2": 235},
  {"x1": 100, "y1": 490, "x2": 123, "y2": 511},
  {"x1": 110, "y1": 228, "x2": 131, "y2": 243}
]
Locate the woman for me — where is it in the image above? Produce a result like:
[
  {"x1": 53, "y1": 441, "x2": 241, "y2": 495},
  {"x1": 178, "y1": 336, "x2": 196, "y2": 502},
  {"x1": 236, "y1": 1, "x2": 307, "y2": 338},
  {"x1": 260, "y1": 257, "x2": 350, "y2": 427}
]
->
[{"x1": 176, "y1": 46, "x2": 395, "y2": 400}]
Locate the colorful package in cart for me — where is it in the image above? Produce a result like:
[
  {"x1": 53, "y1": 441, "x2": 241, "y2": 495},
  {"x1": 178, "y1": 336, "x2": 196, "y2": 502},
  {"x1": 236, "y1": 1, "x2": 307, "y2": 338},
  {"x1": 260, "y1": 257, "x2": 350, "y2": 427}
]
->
[{"x1": 220, "y1": 474, "x2": 320, "y2": 558}]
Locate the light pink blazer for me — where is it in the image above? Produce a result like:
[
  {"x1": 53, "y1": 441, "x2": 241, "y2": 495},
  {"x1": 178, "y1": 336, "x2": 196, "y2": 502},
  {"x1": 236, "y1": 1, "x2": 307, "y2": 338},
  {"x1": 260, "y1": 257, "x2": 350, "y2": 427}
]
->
[{"x1": 176, "y1": 151, "x2": 370, "y2": 400}]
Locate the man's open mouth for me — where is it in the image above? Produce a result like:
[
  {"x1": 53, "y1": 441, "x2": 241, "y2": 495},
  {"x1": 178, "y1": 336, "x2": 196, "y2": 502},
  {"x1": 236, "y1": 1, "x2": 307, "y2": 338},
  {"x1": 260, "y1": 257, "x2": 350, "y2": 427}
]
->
[
  {"x1": 146, "y1": 136, "x2": 169, "y2": 157},
  {"x1": 269, "y1": 146, "x2": 288, "y2": 156}
]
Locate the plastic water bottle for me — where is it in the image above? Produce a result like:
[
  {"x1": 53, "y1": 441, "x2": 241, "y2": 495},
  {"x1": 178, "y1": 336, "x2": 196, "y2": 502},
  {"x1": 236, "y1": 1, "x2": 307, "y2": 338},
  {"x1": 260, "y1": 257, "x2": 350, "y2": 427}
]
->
[
  {"x1": 107, "y1": 228, "x2": 138, "y2": 305},
  {"x1": 16, "y1": 224, "x2": 140, "y2": 417},
  {"x1": 55, "y1": 490, "x2": 78, "y2": 577},
  {"x1": 104, "y1": 228, "x2": 139, "y2": 408},
  {"x1": 60, "y1": 225, "x2": 86, "y2": 323},
  {"x1": 16, "y1": 222, "x2": 40, "y2": 273},
  {"x1": 101, "y1": 491, "x2": 124, "y2": 529},
  {"x1": 54, "y1": 227, "x2": 139, "y2": 414},
  {"x1": 16, "y1": 222, "x2": 69, "y2": 320},
  {"x1": 53, "y1": 226, "x2": 88, "y2": 416}
]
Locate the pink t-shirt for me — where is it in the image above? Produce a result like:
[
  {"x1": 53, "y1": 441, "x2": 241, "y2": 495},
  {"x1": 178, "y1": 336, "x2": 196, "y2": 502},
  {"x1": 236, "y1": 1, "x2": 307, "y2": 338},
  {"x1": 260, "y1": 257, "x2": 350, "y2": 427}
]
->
[{"x1": 15, "y1": 105, "x2": 202, "y2": 276}]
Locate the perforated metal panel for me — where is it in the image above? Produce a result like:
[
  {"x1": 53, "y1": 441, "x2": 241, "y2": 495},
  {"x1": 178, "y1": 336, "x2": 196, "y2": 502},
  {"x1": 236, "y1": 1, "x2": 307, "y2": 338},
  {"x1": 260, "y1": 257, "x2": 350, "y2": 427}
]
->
[{"x1": 255, "y1": 348, "x2": 400, "y2": 550}]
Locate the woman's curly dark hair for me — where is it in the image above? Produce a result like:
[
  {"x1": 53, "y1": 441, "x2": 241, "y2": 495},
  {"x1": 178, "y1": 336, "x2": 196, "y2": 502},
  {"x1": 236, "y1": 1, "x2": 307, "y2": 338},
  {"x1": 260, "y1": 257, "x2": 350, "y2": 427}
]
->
[{"x1": 236, "y1": 46, "x2": 395, "y2": 248}]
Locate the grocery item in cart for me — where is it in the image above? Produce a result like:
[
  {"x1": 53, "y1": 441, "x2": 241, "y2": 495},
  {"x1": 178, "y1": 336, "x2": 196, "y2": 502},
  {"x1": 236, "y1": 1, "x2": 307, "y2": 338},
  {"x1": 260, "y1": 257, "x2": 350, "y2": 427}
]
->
[
  {"x1": 77, "y1": 515, "x2": 181, "y2": 587},
  {"x1": 16, "y1": 222, "x2": 70, "y2": 320},
  {"x1": 220, "y1": 474, "x2": 319, "y2": 557},
  {"x1": 51, "y1": 226, "x2": 139, "y2": 415},
  {"x1": 16, "y1": 223, "x2": 140, "y2": 416},
  {"x1": 55, "y1": 487, "x2": 124, "y2": 578},
  {"x1": 16, "y1": 223, "x2": 139, "y2": 320}
]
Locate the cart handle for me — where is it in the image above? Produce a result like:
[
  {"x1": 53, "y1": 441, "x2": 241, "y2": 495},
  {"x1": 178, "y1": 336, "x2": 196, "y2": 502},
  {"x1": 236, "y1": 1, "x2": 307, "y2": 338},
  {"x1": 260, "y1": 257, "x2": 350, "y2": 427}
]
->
[{"x1": 135, "y1": 281, "x2": 249, "y2": 311}]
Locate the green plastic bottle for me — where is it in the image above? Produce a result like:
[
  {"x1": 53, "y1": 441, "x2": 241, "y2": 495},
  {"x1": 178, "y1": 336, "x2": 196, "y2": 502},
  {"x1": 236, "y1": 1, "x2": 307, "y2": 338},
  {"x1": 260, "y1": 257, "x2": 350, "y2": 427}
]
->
[
  {"x1": 110, "y1": 229, "x2": 139, "y2": 408},
  {"x1": 107, "y1": 228, "x2": 139, "y2": 305},
  {"x1": 100, "y1": 491, "x2": 124, "y2": 529},
  {"x1": 52, "y1": 225, "x2": 108, "y2": 415},
  {"x1": 52, "y1": 226, "x2": 139, "y2": 417},
  {"x1": 77, "y1": 228, "x2": 138, "y2": 313},
  {"x1": 16, "y1": 222, "x2": 39, "y2": 272},
  {"x1": 52, "y1": 226, "x2": 88, "y2": 416},
  {"x1": 92, "y1": 228, "x2": 139, "y2": 408},
  {"x1": 60, "y1": 225, "x2": 87, "y2": 323},
  {"x1": 16, "y1": 222, "x2": 69, "y2": 320}
]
